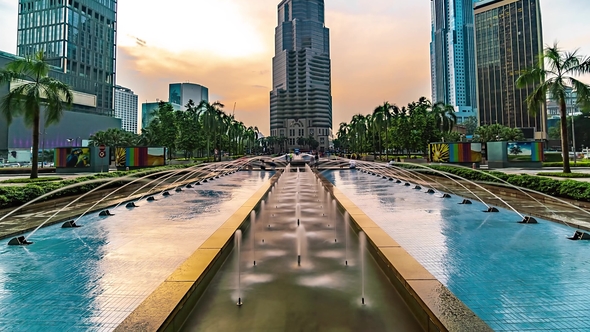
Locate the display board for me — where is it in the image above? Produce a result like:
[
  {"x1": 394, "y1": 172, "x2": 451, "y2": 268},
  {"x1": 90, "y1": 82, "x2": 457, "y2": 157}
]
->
[
  {"x1": 55, "y1": 148, "x2": 91, "y2": 168},
  {"x1": 115, "y1": 147, "x2": 166, "y2": 167},
  {"x1": 429, "y1": 142, "x2": 482, "y2": 163}
]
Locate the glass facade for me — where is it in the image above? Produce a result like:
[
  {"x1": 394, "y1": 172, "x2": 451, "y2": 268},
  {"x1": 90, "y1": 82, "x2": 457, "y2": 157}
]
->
[
  {"x1": 17, "y1": 0, "x2": 117, "y2": 116},
  {"x1": 270, "y1": 0, "x2": 332, "y2": 151},
  {"x1": 168, "y1": 83, "x2": 209, "y2": 108},
  {"x1": 475, "y1": 0, "x2": 546, "y2": 136},
  {"x1": 430, "y1": 0, "x2": 478, "y2": 113}
]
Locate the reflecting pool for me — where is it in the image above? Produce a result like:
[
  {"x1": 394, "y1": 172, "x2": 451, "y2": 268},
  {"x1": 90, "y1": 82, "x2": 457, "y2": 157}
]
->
[
  {"x1": 0, "y1": 172, "x2": 272, "y2": 330},
  {"x1": 326, "y1": 170, "x2": 590, "y2": 331}
]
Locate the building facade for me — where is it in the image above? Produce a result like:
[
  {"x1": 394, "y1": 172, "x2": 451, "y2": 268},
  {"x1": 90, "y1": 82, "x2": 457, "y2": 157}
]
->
[
  {"x1": 430, "y1": 0, "x2": 478, "y2": 114},
  {"x1": 114, "y1": 85, "x2": 138, "y2": 133},
  {"x1": 169, "y1": 83, "x2": 208, "y2": 109},
  {"x1": 17, "y1": 0, "x2": 117, "y2": 116},
  {"x1": 474, "y1": 0, "x2": 546, "y2": 139},
  {"x1": 0, "y1": 51, "x2": 121, "y2": 158},
  {"x1": 270, "y1": 0, "x2": 332, "y2": 151}
]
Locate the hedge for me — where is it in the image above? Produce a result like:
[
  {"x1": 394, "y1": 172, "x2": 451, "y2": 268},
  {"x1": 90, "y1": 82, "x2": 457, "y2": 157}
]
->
[
  {"x1": 401, "y1": 164, "x2": 590, "y2": 203},
  {"x1": 543, "y1": 161, "x2": 590, "y2": 167},
  {"x1": 0, "y1": 177, "x2": 63, "y2": 184},
  {"x1": 537, "y1": 172, "x2": 590, "y2": 178},
  {"x1": 0, "y1": 164, "x2": 198, "y2": 210}
]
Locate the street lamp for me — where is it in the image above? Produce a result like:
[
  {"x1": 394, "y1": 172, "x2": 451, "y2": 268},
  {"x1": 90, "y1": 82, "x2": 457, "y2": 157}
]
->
[{"x1": 66, "y1": 138, "x2": 73, "y2": 147}]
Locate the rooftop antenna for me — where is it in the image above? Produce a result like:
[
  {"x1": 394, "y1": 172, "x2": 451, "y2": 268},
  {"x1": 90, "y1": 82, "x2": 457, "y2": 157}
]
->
[{"x1": 233, "y1": 102, "x2": 236, "y2": 117}]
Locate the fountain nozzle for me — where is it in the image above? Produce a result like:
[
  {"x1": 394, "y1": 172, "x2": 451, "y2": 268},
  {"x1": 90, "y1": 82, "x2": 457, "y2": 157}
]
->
[
  {"x1": 237, "y1": 298, "x2": 243, "y2": 306},
  {"x1": 298, "y1": 255, "x2": 301, "y2": 266},
  {"x1": 297, "y1": 219, "x2": 300, "y2": 226},
  {"x1": 7, "y1": 236, "x2": 33, "y2": 246},
  {"x1": 362, "y1": 297, "x2": 365, "y2": 305}
]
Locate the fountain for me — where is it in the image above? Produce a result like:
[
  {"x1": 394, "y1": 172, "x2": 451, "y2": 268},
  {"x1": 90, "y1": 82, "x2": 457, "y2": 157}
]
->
[
  {"x1": 235, "y1": 230, "x2": 243, "y2": 306},
  {"x1": 360, "y1": 231, "x2": 366, "y2": 305}
]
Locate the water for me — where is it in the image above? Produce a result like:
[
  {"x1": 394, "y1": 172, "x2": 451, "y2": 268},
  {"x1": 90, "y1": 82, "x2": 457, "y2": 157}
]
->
[
  {"x1": 250, "y1": 211, "x2": 256, "y2": 266},
  {"x1": 236, "y1": 230, "x2": 243, "y2": 306},
  {"x1": 360, "y1": 231, "x2": 366, "y2": 305},
  {"x1": 0, "y1": 172, "x2": 272, "y2": 330},
  {"x1": 326, "y1": 169, "x2": 590, "y2": 331},
  {"x1": 181, "y1": 167, "x2": 422, "y2": 331}
]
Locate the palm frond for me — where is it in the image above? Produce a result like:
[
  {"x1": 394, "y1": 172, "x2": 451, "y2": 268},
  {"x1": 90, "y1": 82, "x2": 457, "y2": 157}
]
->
[
  {"x1": 516, "y1": 67, "x2": 546, "y2": 89},
  {"x1": 569, "y1": 77, "x2": 590, "y2": 112},
  {"x1": 524, "y1": 80, "x2": 550, "y2": 116}
]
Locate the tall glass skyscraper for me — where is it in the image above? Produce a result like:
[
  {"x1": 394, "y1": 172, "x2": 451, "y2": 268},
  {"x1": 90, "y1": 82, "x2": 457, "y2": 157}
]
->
[
  {"x1": 474, "y1": 0, "x2": 546, "y2": 138},
  {"x1": 430, "y1": 0, "x2": 478, "y2": 117},
  {"x1": 270, "y1": 0, "x2": 332, "y2": 151},
  {"x1": 17, "y1": 0, "x2": 117, "y2": 116}
]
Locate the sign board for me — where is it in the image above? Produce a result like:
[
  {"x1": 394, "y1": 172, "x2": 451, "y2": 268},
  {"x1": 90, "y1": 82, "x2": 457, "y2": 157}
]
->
[
  {"x1": 99, "y1": 145, "x2": 106, "y2": 152},
  {"x1": 98, "y1": 151, "x2": 106, "y2": 158}
]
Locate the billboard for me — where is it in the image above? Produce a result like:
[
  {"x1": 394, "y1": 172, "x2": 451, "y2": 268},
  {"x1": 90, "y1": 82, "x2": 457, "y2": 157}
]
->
[
  {"x1": 507, "y1": 142, "x2": 544, "y2": 162},
  {"x1": 430, "y1": 142, "x2": 482, "y2": 163},
  {"x1": 55, "y1": 148, "x2": 91, "y2": 168},
  {"x1": 116, "y1": 147, "x2": 166, "y2": 167}
]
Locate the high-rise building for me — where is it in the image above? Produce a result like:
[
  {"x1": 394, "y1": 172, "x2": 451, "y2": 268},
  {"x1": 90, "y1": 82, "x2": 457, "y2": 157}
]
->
[
  {"x1": 270, "y1": 0, "x2": 332, "y2": 151},
  {"x1": 17, "y1": 0, "x2": 118, "y2": 116},
  {"x1": 169, "y1": 83, "x2": 208, "y2": 109},
  {"x1": 474, "y1": 0, "x2": 546, "y2": 139},
  {"x1": 430, "y1": 0, "x2": 478, "y2": 114},
  {"x1": 114, "y1": 85, "x2": 138, "y2": 133}
]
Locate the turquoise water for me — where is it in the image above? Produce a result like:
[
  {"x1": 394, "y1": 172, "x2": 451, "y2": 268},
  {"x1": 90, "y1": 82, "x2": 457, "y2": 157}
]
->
[
  {"x1": 325, "y1": 170, "x2": 590, "y2": 331},
  {"x1": 0, "y1": 171, "x2": 273, "y2": 331}
]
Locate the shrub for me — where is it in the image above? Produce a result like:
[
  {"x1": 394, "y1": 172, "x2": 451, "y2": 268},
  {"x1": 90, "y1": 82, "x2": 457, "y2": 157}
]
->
[
  {"x1": 0, "y1": 177, "x2": 63, "y2": 184},
  {"x1": 537, "y1": 172, "x2": 590, "y2": 178}
]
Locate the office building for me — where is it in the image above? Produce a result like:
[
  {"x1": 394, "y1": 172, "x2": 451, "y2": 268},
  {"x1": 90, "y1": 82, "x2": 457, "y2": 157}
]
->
[
  {"x1": 169, "y1": 83, "x2": 208, "y2": 109},
  {"x1": 17, "y1": 0, "x2": 118, "y2": 116},
  {"x1": 430, "y1": 0, "x2": 478, "y2": 114},
  {"x1": 474, "y1": 0, "x2": 546, "y2": 139},
  {"x1": 114, "y1": 85, "x2": 139, "y2": 133},
  {"x1": 546, "y1": 87, "x2": 580, "y2": 117},
  {"x1": 270, "y1": 0, "x2": 333, "y2": 151},
  {"x1": 0, "y1": 51, "x2": 120, "y2": 155}
]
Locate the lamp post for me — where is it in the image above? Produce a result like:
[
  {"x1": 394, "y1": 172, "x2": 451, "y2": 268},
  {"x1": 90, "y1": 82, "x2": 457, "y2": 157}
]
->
[{"x1": 66, "y1": 138, "x2": 73, "y2": 147}]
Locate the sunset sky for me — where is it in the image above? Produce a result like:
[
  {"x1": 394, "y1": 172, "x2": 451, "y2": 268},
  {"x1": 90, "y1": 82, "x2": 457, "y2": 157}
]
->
[{"x1": 1, "y1": 0, "x2": 589, "y2": 134}]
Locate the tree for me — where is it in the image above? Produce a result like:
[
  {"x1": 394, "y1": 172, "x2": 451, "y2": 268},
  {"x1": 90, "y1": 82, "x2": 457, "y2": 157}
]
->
[
  {"x1": 509, "y1": 145, "x2": 523, "y2": 156},
  {"x1": 473, "y1": 124, "x2": 524, "y2": 144},
  {"x1": 516, "y1": 43, "x2": 590, "y2": 173},
  {"x1": 463, "y1": 116, "x2": 478, "y2": 135},
  {"x1": 0, "y1": 51, "x2": 73, "y2": 178}
]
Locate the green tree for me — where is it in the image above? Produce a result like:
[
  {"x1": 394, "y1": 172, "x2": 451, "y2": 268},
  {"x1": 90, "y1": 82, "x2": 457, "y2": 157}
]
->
[
  {"x1": 0, "y1": 51, "x2": 73, "y2": 178},
  {"x1": 473, "y1": 124, "x2": 525, "y2": 144},
  {"x1": 463, "y1": 116, "x2": 478, "y2": 135},
  {"x1": 516, "y1": 43, "x2": 590, "y2": 173}
]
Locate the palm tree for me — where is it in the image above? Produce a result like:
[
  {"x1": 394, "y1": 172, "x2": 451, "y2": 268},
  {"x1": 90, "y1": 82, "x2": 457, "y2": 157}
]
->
[
  {"x1": 0, "y1": 51, "x2": 73, "y2": 178},
  {"x1": 516, "y1": 43, "x2": 590, "y2": 173},
  {"x1": 430, "y1": 102, "x2": 458, "y2": 133}
]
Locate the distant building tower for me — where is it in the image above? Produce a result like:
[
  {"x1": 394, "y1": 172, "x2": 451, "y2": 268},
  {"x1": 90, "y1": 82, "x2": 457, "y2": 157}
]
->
[
  {"x1": 114, "y1": 86, "x2": 139, "y2": 133},
  {"x1": 17, "y1": 0, "x2": 118, "y2": 116},
  {"x1": 474, "y1": 0, "x2": 546, "y2": 139},
  {"x1": 169, "y1": 83, "x2": 209, "y2": 109},
  {"x1": 270, "y1": 0, "x2": 333, "y2": 151},
  {"x1": 430, "y1": 0, "x2": 478, "y2": 116}
]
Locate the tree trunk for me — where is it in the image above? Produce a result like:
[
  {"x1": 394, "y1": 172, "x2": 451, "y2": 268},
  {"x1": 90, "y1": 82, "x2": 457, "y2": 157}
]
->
[
  {"x1": 385, "y1": 124, "x2": 388, "y2": 161},
  {"x1": 30, "y1": 108, "x2": 40, "y2": 179},
  {"x1": 560, "y1": 99, "x2": 571, "y2": 173}
]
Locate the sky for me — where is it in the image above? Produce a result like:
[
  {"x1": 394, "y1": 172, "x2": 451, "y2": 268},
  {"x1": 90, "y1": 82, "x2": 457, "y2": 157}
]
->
[{"x1": 1, "y1": 0, "x2": 590, "y2": 135}]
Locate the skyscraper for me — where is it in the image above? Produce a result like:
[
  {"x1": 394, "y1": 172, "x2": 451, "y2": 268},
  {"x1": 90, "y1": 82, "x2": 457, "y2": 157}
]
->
[
  {"x1": 169, "y1": 83, "x2": 209, "y2": 109},
  {"x1": 430, "y1": 0, "x2": 478, "y2": 117},
  {"x1": 114, "y1": 85, "x2": 138, "y2": 133},
  {"x1": 270, "y1": 0, "x2": 332, "y2": 151},
  {"x1": 474, "y1": 0, "x2": 546, "y2": 138},
  {"x1": 17, "y1": 0, "x2": 118, "y2": 116}
]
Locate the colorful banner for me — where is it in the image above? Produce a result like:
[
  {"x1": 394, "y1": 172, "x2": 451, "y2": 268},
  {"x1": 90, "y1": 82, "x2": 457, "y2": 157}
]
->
[
  {"x1": 55, "y1": 148, "x2": 91, "y2": 168},
  {"x1": 116, "y1": 147, "x2": 165, "y2": 167},
  {"x1": 430, "y1": 143, "x2": 482, "y2": 163},
  {"x1": 507, "y1": 142, "x2": 544, "y2": 162}
]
